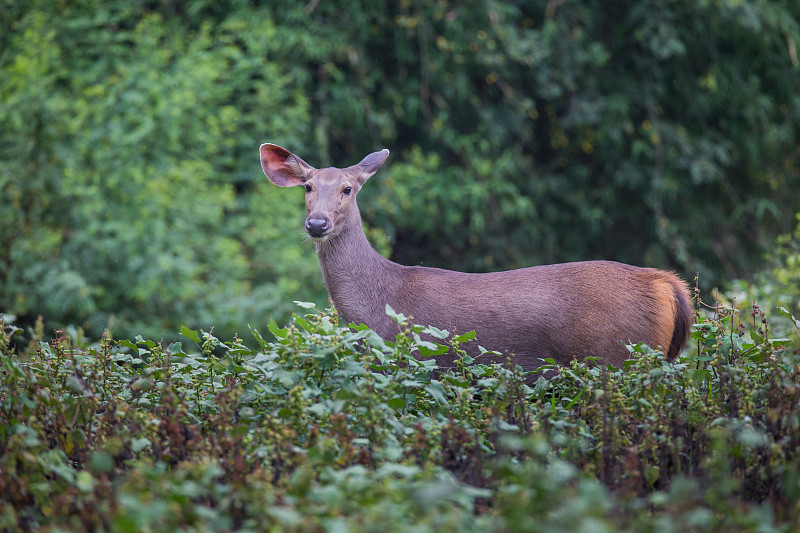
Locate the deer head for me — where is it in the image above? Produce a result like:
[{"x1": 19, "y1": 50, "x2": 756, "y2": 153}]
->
[{"x1": 260, "y1": 143, "x2": 389, "y2": 241}]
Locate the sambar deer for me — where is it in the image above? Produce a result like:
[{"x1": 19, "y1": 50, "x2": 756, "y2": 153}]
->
[{"x1": 259, "y1": 143, "x2": 692, "y2": 377}]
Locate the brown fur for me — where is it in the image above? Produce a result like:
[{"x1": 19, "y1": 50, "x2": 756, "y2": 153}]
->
[{"x1": 260, "y1": 143, "x2": 693, "y2": 377}]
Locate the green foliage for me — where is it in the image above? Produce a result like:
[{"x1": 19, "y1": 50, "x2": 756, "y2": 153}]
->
[
  {"x1": 1, "y1": 304, "x2": 799, "y2": 531},
  {"x1": 729, "y1": 212, "x2": 800, "y2": 338},
  {"x1": 2, "y1": 0, "x2": 799, "y2": 343},
  {"x1": 0, "y1": 2, "x2": 322, "y2": 341},
  {"x1": 301, "y1": 0, "x2": 800, "y2": 281},
  {"x1": 758, "y1": 215, "x2": 800, "y2": 306}
]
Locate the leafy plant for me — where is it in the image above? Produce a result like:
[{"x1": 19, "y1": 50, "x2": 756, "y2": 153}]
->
[{"x1": 1, "y1": 302, "x2": 799, "y2": 531}]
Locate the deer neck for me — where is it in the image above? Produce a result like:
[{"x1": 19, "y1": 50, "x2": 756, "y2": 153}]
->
[{"x1": 314, "y1": 206, "x2": 403, "y2": 329}]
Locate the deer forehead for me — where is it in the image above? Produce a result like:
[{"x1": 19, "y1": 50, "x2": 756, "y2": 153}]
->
[{"x1": 311, "y1": 168, "x2": 355, "y2": 188}]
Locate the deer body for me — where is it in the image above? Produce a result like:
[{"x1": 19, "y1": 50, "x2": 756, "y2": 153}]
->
[{"x1": 260, "y1": 143, "x2": 692, "y2": 372}]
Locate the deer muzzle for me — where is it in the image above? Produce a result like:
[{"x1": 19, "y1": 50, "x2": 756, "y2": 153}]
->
[{"x1": 305, "y1": 216, "x2": 331, "y2": 239}]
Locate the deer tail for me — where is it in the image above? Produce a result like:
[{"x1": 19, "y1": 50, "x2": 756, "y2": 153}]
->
[{"x1": 667, "y1": 279, "x2": 693, "y2": 360}]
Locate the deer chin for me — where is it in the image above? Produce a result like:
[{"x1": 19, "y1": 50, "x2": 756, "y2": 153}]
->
[{"x1": 305, "y1": 232, "x2": 331, "y2": 243}]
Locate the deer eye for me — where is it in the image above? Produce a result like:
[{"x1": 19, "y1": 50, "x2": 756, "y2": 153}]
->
[
  {"x1": 304, "y1": 184, "x2": 312, "y2": 194},
  {"x1": 342, "y1": 186, "x2": 352, "y2": 196}
]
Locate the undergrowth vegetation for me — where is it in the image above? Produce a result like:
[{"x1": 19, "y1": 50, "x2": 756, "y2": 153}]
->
[{"x1": 1, "y1": 301, "x2": 800, "y2": 532}]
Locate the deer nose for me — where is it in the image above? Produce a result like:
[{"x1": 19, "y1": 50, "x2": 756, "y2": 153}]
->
[{"x1": 305, "y1": 216, "x2": 331, "y2": 238}]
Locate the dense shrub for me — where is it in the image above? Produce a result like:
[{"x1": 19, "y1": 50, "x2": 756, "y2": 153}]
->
[{"x1": 1, "y1": 302, "x2": 799, "y2": 531}]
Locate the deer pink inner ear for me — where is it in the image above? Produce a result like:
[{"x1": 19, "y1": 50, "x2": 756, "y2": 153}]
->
[
  {"x1": 260, "y1": 144, "x2": 307, "y2": 187},
  {"x1": 260, "y1": 144, "x2": 288, "y2": 166}
]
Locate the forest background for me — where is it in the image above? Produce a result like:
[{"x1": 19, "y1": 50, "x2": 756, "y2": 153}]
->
[{"x1": 2, "y1": 0, "x2": 800, "y2": 343}]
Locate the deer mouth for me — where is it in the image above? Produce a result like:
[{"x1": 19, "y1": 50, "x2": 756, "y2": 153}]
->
[{"x1": 307, "y1": 232, "x2": 330, "y2": 242}]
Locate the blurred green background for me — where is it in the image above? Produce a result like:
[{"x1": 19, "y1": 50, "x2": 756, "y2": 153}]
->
[{"x1": 2, "y1": 0, "x2": 799, "y2": 342}]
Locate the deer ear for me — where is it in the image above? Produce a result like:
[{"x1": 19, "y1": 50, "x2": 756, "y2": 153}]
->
[
  {"x1": 260, "y1": 143, "x2": 316, "y2": 187},
  {"x1": 349, "y1": 149, "x2": 389, "y2": 184}
]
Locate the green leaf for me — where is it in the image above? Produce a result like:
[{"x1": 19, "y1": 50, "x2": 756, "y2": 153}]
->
[
  {"x1": 418, "y1": 342, "x2": 449, "y2": 358},
  {"x1": 134, "y1": 336, "x2": 156, "y2": 349},
  {"x1": 66, "y1": 376, "x2": 84, "y2": 394},
  {"x1": 180, "y1": 326, "x2": 201, "y2": 344},
  {"x1": 385, "y1": 304, "x2": 407, "y2": 324},
  {"x1": 495, "y1": 419, "x2": 520, "y2": 432},
  {"x1": 312, "y1": 345, "x2": 338, "y2": 360},
  {"x1": 131, "y1": 377, "x2": 154, "y2": 392},
  {"x1": 250, "y1": 324, "x2": 273, "y2": 348},
  {"x1": 386, "y1": 397, "x2": 406, "y2": 411},
  {"x1": 425, "y1": 380, "x2": 448, "y2": 404},
  {"x1": 131, "y1": 437, "x2": 151, "y2": 453},
  {"x1": 443, "y1": 375, "x2": 471, "y2": 388},
  {"x1": 453, "y1": 331, "x2": 477, "y2": 343},
  {"x1": 76, "y1": 471, "x2": 95, "y2": 492},
  {"x1": 119, "y1": 339, "x2": 138, "y2": 352},
  {"x1": 777, "y1": 307, "x2": 800, "y2": 332},
  {"x1": 89, "y1": 451, "x2": 114, "y2": 474},
  {"x1": 307, "y1": 402, "x2": 329, "y2": 417},
  {"x1": 166, "y1": 341, "x2": 183, "y2": 355},
  {"x1": 476, "y1": 377, "x2": 499, "y2": 388},
  {"x1": 421, "y1": 326, "x2": 450, "y2": 340}
]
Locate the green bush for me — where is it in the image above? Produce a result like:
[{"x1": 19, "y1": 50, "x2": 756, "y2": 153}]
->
[
  {"x1": 0, "y1": 4, "x2": 322, "y2": 341},
  {"x1": 728, "y1": 212, "x2": 800, "y2": 338},
  {"x1": 1, "y1": 302, "x2": 799, "y2": 531}
]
